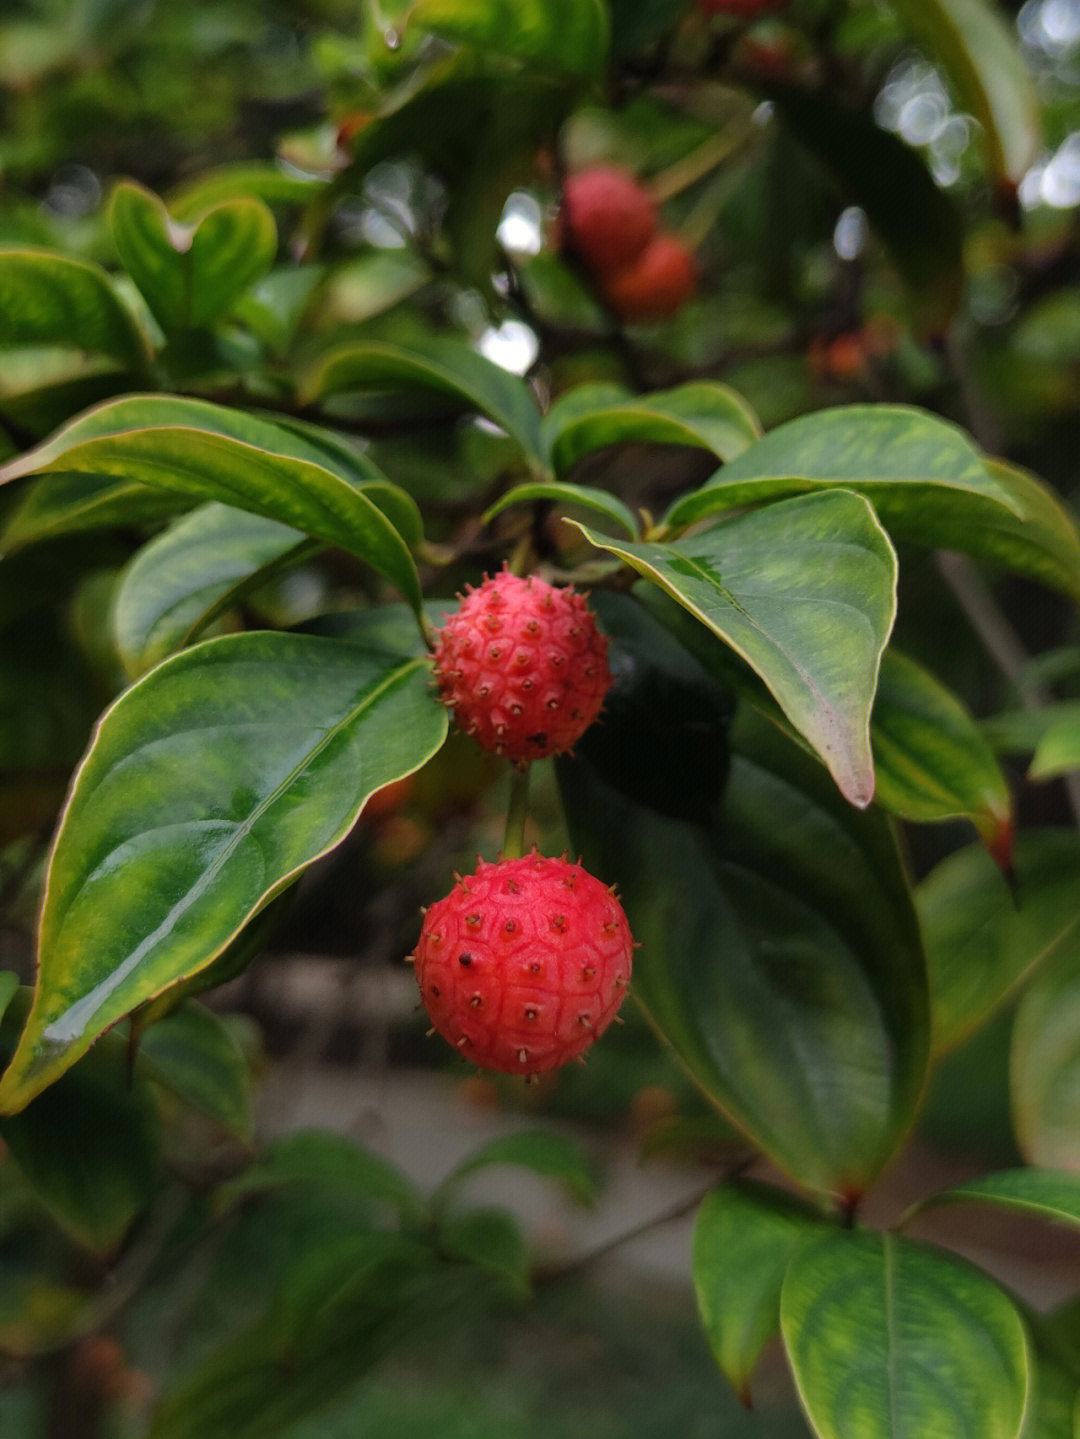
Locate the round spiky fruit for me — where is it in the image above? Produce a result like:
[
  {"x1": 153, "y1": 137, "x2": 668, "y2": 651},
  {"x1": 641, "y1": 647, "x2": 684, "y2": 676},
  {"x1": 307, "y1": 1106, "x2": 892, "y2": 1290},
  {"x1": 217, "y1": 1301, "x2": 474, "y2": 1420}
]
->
[
  {"x1": 559, "y1": 166, "x2": 658, "y2": 274},
  {"x1": 410, "y1": 852, "x2": 634, "y2": 1074},
  {"x1": 432, "y1": 569, "x2": 613, "y2": 764}
]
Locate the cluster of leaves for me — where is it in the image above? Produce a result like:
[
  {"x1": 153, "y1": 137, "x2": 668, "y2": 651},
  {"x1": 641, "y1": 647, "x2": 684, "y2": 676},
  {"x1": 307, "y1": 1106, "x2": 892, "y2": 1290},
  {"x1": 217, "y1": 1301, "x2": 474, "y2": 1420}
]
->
[{"x1": 2, "y1": 0, "x2": 1080, "y2": 1434}]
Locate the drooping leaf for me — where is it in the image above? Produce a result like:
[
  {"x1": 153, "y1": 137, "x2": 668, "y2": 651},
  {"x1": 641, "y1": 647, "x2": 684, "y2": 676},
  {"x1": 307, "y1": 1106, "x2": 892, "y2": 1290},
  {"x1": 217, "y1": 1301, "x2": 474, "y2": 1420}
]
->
[
  {"x1": 574, "y1": 487, "x2": 898, "y2": 807},
  {"x1": 434, "y1": 1131, "x2": 598, "y2": 1208},
  {"x1": 112, "y1": 503, "x2": 316, "y2": 676},
  {"x1": 909, "y1": 1167, "x2": 1080, "y2": 1230},
  {"x1": 437, "y1": 1207, "x2": 530, "y2": 1295},
  {"x1": 918, "y1": 829, "x2": 1080, "y2": 1054},
  {"x1": 871, "y1": 648, "x2": 1012, "y2": 850},
  {"x1": 541, "y1": 381, "x2": 761, "y2": 476},
  {"x1": 409, "y1": 0, "x2": 608, "y2": 77},
  {"x1": 559, "y1": 706, "x2": 929, "y2": 1196},
  {"x1": 0, "y1": 395, "x2": 422, "y2": 611},
  {"x1": 483, "y1": 480, "x2": 639, "y2": 538},
  {"x1": 772, "y1": 88, "x2": 964, "y2": 333},
  {"x1": 136, "y1": 1001, "x2": 253, "y2": 1139},
  {"x1": 1012, "y1": 940, "x2": 1080, "y2": 1172},
  {"x1": 0, "y1": 993, "x2": 158, "y2": 1252},
  {"x1": 780, "y1": 1230, "x2": 1031, "y2": 1439},
  {"x1": 108, "y1": 181, "x2": 277, "y2": 333},
  {"x1": 0, "y1": 472, "x2": 193, "y2": 553},
  {"x1": 889, "y1": 0, "x2": 1042, "y2": 184},
  {"x1": 693, "y1": 1180, "x2": 827, "y2": 1399},
  {"x1": 300, "y1": 337, "x2": 545, "y2": 471},
  {"x1": 0, "y1": 630, "x2": 448, "y2": 1111},
  {"x1": 0, "y1": 249, "x2": 151, "y2": 368}
]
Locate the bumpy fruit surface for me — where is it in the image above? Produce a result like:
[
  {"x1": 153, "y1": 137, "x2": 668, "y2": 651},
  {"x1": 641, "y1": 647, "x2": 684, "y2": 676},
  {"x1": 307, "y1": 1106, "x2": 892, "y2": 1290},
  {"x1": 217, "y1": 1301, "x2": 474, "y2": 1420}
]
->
[
  {"x1": 411, "y1": 853, "x2": 634, "y2": 1074},
  {"x1": 601, "y1": 233, "x2": 698, "y2": 321},
  {"x1": 432, "y1": 570, "x2": 612, "y2": 764},
  {"x1": 560, "y1": 166, "x2": 658, "y2": 274}
]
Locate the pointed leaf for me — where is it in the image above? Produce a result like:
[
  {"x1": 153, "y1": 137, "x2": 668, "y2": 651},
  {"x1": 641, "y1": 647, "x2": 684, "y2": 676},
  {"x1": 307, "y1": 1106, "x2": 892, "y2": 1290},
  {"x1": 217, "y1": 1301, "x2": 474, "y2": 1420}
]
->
[
  {"x1": 781, "y1": 1230, "x2": 1032, "y2": 1439},
  {"x1": 1012, "y1": 941, "x2": 1080, "y2": 1171},
  {"x1": 693, "y1": 1180, "x2": 827, "y2": 1397},
  {"x1": 889, "y1": 0, "x2": 1042, "y2": 183},
  {"x1": 0, "y1": 631, "x2": 447, "y2": 1111},
  {"x1": 0, "y1": 395, "x2": 422, "y2": 611},
  {"x1": 136, "y1": 1001, "x2": 253, "y2": 1139},
  {"x1": 918, "y1": 830, "x2": 1080, "y2": 1054},
  {"x1": 542, "y1": 381, "x2": 761, "y2": 476},
  {"x1": 0, "y1": 249, "x2": 151, "y2": 367},
  {"x1": 871, "y1": 648, "x2": 1012, "y2": 842},
  {"x1": 574, "y1": 488, "x2": 898, "y2": 807},
  {"x1": 109, "y1": 181, "x2": 277, "y2": 332},
  {"x1": 483, "y1": 480, "x2": 639, "y2": 538},
  {"x1": 910, "y1": 1168, "x2": 1080, "y2": 1230},
  {"x1": 299, "y1": 338, "x2": 544, "y2": 471},
  {"x1": 112, "y1": 503, "x2": 316, "y2": 676},
  {"x1": 409, "y1": 0, "x2": 608, "y2": 77},
  {"x1": 436, "y1": 1131, "x2": 597, "y2": 1207},
  {"x1": 437, "y1": 1207, "x2": 530, "y2": 1295},
  {"x1": 560, "y1": 704, "x2": 929, "y2": 1195},
  {"x1": 664, "y1": 404, "x2": 1017, "y2": 530}
]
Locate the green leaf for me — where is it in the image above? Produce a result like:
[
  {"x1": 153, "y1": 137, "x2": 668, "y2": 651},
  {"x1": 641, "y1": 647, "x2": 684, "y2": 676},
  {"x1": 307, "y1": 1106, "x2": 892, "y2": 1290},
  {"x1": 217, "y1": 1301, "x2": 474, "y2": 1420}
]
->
[
  {"x1": 0, "y1": 973, "x2": 16, "y2": 1027},
  {"x1": 0, "y1": 395, "x2": 422, "y2": 611},
  {"x1": 664, "y1": 404, "x2": 1013, "y2": 529},
  {"x1": 108, "y1": 181, "x2": 277, "y2": 333},
  {"x1": 982, "y1": 703, "x2": 1080, "y2": 758},
  {"x1": 542, "y1": 381, "x2": 761, "y2": 476},
  {"x1": 574, "y1": 488, "x2": 898, "y2": 808},
  {"x1": 1012, "y1": 941, "x2": 1080, "y2": 1171},
  {"x1": 909, "y1": 1168, "x2": 1080, "y2": 1231},
  {"x1": 166, "y1": 162, "x2": 323, "y2": 220},
  {"x1": 437, "y1": 1207, "x2": 530, "y2": 1295},
  {"x1": 0, "y1": 249, "x2": 151, "y2": 368},
  {"x1": 0, "y1": 631, "x2": 448, "y2": 1111},
  {"x1": 888, "y1": 0, "x2": 1042, "y2": 183},
  {"x1": 918, "y1": 830, "x2": 1080, "y2": 1055},
  {"x1": 975, "y1": 459, "x2": 1080, "y2": 605},
  {"x1": 436, "y1": 1131, "x2": 598, "y2": 1207},
  {"x1": 560, "y1": 709, "x2": 929, "y2": 1195},
  {"x1": 0, "y1": 995, "x2": 158, "y2": 1252},
  {"x1": 136, "y1": 1001, "x2": 253, "y2": 1139},
  {"x1": 483, "y1": 480, "x2": 639, "y2": 538},
  {"x1": 299, "y1": 337, "x2": 544, "y2": 469},
  {"x1": 409, "y1": 0, "x2": 608, "y2": 77},
  {"x1": 693, "y1": 1180, "x2": 827, "y2": 1399},
  {"x1": 112, "y1": 503, "x2": 315, "y2": 676},
  {"x1": 772, "y1": 88, "x2": 964, "y2": 333},
  {"x1": 781, "y1": 1230, "x2": 1031, "y2": 1439},
  {"x1": 1030, "y1": 713, "x2": 1080, "y2": 782},
  {"x1": 871, "y1": 648, "x2": 1012, "y2": 846},
  {"x1": 214, "y1": 1130, "x2": 424, "y2": 1224},
  {"x1": 0, "y1": 472, "x2": 193, "y2": 553}
]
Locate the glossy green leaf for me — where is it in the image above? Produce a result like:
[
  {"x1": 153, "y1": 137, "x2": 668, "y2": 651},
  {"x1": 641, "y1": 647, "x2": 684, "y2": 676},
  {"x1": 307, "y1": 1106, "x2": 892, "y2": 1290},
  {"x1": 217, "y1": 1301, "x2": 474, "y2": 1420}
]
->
[
  {"x1": 109, "y1": 180, "x2": 277, "y2": 332},
  {"x1": 0, "y1": 395, "x2": 422, "y2": 611},
  {"x1": 0, "y1": 249, "x2": 151, "y2": 367},
  {"x1": 437, "y1": 1207, "x2": 530, "y2": 1295},
  {"x1": 560, "y1": 708, "x2": 929, "y2": 1195},
  {"x1": 1025, "y1": 1351, "x2": 1078, "y2": 1439},
  {"x1": 910, "y1": 1168, "x2": 1080, "y2": 1230},
  {"x1": 483, "y1": 480, "x2": 639, "y2": 538},
  {"x1": 214, "y1": 1130, "x2": 424, "y2": 1224},
  {"x1": 299, "y1": 338, "x2": 545, "y2": 471},
  {"x1": 409, "y1": 0, "x2": 608, "y2": 76},
  {"x1": 0, "y1": 472, "x2": 192, "y2": 553},
  {"x1": 113, "y1": 503, "x2": 315, "y2": 676},
  {"x1": 781, "y1": 1230, "x2": 1031, "y2": 1439},
  {"x1": 136, "y1": 1001, "x2": 252, "y2": 1138},
  {"x1": 975, "y1": 459, "x2": 1080, "y2": 605},
  {"x1": 872, "y1": 648, "x2": 1012, "y2": 844},
  {"x1": 0, "y1": 993, "x2": 158, "y2": 1252},
  {"x1": 435, "y1": 1131, "x2": 598, "y2": 1208},
  {"x1": 1012, "y1": 940, "x2": 1080, "y2": 1171},
  {"x1": 664, "y1": 404, "x2": 1014, "y2": 529},
  {"x1": 542, "y1": 381, "x2": 761, "y2": 476},
  {"x1": 0, "y1": 631, "x2": 448, "y2": 1111},
  {"x1": 889, "y1": 0, "x2": 1042, "y2": 183},
  {"x1": 575, "y1": 488, "x2": 898, "y2": 808},
  {"x1": 1030, "y1": 713, "x2": 1080, "y2": 782},
  {"x1": 0, "y1": 973, "x2": 16, "y2": 1027},
  {"x1": 918, "y1": 829, "x2": 1080, "y2": 1054},
  {"x1": 772, "y1": 88, "x2": 964, "y2": 333},
  {"x1": 693, "y1": 1180, "x2": 826, "y2": 1399}
]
